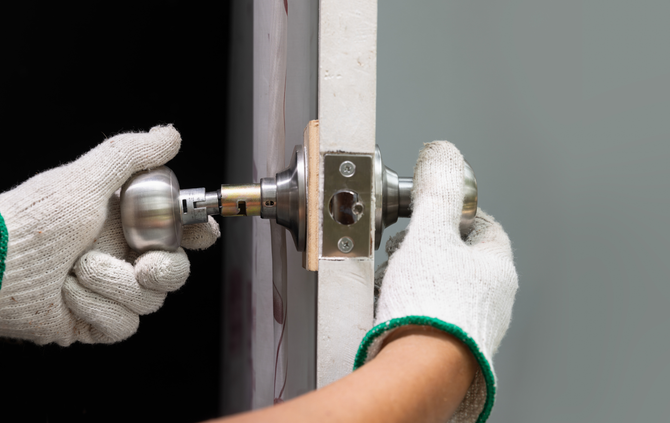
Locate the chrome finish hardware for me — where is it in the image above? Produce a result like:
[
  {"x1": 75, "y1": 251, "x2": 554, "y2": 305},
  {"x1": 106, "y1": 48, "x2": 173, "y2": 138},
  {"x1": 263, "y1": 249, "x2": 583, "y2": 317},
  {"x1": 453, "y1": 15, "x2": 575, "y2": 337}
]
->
[
  {"x1": 260, "y1": 178, "x2": 278, "y2": 219},
  {"x1": 180, "y1": 187, "x2": 209, "y2": 225},
  {"x1": 273, "y1": 145, "x2": 306, "y2": 251},
  {"x1": 337, "y1": 236, "x2": 355, "y2": 253},
  {"x1": 120, "y1": 144, "x2": 477, "y2": 254},
  {"x1": 373, "y1": 146, "x2": 477, "y2": 250},
  {"x1": 120, "y1": 166, "x2": 182, "y2": 253},
  {"x1": 460, "y1": 162, "x2": 478, "y2": 236},
  {"x1": 339, "y1": 161, "x2": 356, "y2": 177},
  {"x1": 120, "y1": 147, "x2": 307, "y2": 253},
  {"x1": 322, "y1": 154, "x2": 373, "y2": 258}
]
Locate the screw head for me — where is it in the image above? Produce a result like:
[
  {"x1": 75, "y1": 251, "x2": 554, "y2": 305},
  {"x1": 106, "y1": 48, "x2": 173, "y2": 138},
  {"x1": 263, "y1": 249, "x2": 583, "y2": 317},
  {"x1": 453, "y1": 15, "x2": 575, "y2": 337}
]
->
[
  {"x1": 339, "y1": 161, "x2": 356, "y2": 177},
  {"x1": 337, "y1": 236, "x2": 354, "y2": 253}
]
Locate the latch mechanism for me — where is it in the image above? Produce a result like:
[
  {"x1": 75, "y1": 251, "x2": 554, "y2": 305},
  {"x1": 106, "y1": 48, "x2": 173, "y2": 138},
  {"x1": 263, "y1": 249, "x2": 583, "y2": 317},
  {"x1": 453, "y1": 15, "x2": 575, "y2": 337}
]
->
[
  {"x1": 322, "y1": 153, "x2": 373, "y2": 258},
  {"x1": 119, "y1": 144, "x2": 477, "y2": 257}
]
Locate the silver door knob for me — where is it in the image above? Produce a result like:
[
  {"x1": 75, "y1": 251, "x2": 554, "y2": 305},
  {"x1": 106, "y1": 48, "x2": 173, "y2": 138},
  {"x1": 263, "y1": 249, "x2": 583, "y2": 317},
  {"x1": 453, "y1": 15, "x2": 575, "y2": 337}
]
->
[
  {"x1": 119, "y1": 145, "x2": 306, "y2": 253},
  {"x1": 120, "y1": 166, "x2": 182, "y2": 253},
  {"x1": 373, "y1": 146, "x2": 478, "y2": 249}
]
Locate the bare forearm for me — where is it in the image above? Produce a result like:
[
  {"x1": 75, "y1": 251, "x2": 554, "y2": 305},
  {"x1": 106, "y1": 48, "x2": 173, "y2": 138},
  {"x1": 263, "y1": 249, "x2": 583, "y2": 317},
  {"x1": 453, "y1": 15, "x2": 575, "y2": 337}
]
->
[{"x1": 213, "y1": 326, "x2": 477, "y2": 423}]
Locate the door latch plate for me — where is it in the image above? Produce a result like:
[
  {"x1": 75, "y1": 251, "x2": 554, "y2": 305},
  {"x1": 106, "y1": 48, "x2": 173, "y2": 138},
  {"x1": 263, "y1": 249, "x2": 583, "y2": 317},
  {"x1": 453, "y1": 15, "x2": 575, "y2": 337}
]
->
[{"x1": 322, "y1": 154, "x2": 373, "y2": 258}]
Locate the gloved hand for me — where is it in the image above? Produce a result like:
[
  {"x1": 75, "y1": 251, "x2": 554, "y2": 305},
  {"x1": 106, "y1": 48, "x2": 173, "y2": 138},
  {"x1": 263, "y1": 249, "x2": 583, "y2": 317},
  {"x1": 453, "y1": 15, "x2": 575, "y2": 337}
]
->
[
  {"x1": 355, "y1": 142, "x2": 518, "y2": 423},
  {"x1": 0, "y1": 125, "x2": 220, "y2": 346}
]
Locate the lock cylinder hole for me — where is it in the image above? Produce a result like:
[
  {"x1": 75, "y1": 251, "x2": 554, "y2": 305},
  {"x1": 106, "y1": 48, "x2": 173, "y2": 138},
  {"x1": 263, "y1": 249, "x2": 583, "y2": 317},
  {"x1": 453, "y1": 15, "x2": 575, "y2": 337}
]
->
[{"x1": 329, "y1": 190, "x2": 364, "y2": 225}]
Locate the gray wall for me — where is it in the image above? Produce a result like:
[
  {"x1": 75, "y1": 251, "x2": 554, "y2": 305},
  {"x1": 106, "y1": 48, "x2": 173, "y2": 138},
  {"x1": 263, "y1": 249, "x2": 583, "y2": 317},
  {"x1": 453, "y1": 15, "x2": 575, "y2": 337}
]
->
[{"x1": 375, "y1": 1, "x2": 670, "y2": 422}]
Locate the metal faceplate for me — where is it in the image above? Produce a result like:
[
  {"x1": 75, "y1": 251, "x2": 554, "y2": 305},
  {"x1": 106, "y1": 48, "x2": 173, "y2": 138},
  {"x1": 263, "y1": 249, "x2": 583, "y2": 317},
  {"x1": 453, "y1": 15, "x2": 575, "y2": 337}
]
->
[{"x1": 322, "y1": 154, "x2": 373, "y2": 258}]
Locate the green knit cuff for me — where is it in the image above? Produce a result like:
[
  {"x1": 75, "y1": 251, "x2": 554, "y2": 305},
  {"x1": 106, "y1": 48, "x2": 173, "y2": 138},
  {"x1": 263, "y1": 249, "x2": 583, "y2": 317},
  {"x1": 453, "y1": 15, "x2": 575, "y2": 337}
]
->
[
  {"x1": 353, "y1": 316, "x2": 495, "y2": 423},
  {"x1": 0, "y1": 211, "x2": 7, "y2": 290}
]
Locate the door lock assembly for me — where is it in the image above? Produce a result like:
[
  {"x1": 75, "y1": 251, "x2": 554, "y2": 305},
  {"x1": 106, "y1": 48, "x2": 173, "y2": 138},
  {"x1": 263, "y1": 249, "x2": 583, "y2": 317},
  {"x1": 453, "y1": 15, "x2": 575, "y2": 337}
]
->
[{"x1": 119, "y1": 145, "x2": 478, "y2": 254}]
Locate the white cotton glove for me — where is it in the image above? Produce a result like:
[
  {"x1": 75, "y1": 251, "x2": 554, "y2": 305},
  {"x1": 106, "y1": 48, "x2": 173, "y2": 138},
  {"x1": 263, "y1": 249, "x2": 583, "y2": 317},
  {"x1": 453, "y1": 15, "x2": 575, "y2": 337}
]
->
[
  {"x1": 354, "y1": 142, "x2": 518, "y2": 423},
  {"x1": 0, "y1": 125, "x2": 220, "y2": 346}
]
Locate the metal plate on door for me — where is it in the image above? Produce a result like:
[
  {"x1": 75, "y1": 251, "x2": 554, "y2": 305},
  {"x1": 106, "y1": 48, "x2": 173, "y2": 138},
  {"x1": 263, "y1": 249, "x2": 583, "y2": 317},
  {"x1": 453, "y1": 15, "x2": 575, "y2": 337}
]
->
[{"x1": 322, "y1": 154, "x2": 373, "y2": 258}]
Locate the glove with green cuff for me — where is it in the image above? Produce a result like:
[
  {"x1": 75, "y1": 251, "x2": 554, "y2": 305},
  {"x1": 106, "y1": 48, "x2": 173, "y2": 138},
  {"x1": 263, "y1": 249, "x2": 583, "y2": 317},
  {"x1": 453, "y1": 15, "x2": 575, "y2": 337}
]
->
[
  {"x1": 355, "y1": 141, "x2": 518, "y2": 423},
  {"x1": 0, "y1": 126, "x2": 220, "y2": 346}
]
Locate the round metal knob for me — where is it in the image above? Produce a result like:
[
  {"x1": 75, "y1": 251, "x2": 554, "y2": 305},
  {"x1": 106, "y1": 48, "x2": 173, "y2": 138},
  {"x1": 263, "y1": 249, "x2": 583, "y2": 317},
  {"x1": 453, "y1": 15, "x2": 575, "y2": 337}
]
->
[
  {"x1": 120, "y1": 166, "x2": 182, "y2": 253},
  {"x1": 460, "y1": 160, "x2": 478, "y2": 235},
  {"x1": 374, "y1": 146, "x2": 478, "y2": 250}
]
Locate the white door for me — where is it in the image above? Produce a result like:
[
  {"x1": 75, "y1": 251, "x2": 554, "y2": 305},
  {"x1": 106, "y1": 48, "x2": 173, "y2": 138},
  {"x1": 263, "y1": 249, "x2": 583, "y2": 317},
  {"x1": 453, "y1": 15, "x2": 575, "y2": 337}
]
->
[
  {"x1": 315, "y1": 0, "x2": 378, "y2": 389},
  {"x1": 222, "y1": 0, "x2": 377, "y2": 413}
]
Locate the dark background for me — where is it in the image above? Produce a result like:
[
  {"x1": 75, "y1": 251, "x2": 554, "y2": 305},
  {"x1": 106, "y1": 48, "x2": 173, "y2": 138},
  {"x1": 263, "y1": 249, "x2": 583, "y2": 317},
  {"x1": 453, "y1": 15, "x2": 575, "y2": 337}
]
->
[{"x1": 1, "y1": 2, "x2": 231, "y2": 422}]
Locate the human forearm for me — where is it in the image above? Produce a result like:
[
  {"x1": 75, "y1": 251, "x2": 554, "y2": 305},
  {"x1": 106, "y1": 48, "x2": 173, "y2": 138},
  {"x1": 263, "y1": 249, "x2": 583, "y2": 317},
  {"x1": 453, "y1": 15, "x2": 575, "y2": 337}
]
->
[{"x1": 214, "y1": 325, "x2": 477, "y2": 423}]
